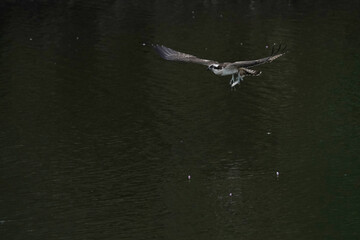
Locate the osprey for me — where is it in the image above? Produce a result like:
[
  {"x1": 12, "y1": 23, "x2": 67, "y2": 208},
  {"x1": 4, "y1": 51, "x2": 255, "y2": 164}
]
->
[{"x1": 154, "y1": 44, "x2": 287, "y2": 87}]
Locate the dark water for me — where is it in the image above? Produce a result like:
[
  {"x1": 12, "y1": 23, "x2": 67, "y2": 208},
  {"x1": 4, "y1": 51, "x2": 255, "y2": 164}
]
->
[{"x1": 1, "y1": 1, "x2": 360, "y2": 239}]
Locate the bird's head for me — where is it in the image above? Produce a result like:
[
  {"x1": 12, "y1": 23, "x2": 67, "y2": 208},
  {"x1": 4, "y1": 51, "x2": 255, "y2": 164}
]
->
[{"x1": 207, "y1": 64, "x2": 223, "y2": 73}]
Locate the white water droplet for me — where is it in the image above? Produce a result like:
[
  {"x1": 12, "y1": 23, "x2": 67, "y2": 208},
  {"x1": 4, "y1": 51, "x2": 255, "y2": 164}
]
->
[
  {"x1": 276, "y1": 171, "x2": 280, "y2": 176},
  {"x1": 188, "y1": 175, "x2": 191, "y2": 180},
  {"x1": 29, "y1": 38, "x2": 32, "y2": 41},
  {"x1": 229, "y1": 193, "x2": 232, "y2": 197}
]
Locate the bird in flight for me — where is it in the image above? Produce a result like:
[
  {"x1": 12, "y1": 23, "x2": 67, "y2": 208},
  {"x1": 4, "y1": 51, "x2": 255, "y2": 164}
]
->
[{"x1": 154, "y1": 44, "x2": 287, "y2": 88}]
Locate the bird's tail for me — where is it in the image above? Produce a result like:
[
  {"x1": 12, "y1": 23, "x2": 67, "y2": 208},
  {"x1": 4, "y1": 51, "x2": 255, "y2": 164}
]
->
[{"x1": 242, "y1": 68, "x2": 262, "y2": 76}]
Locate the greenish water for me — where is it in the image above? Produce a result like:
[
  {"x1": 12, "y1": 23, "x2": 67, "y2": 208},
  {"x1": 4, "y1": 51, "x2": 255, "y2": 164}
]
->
[{"x1": 1, "y1": 1, "x2": 360, "y2": 239}]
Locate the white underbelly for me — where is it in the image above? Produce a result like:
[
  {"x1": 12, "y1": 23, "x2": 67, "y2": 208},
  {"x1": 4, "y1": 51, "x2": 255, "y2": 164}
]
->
[{"x1": 220, "y1": 68, "x2": 238, "y2": 76}]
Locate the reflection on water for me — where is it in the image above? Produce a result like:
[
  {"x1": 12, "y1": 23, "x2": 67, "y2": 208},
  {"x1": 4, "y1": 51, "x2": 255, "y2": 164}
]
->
[{"x1": 1, "y1": 1, "x2": 360, "y2": 239}]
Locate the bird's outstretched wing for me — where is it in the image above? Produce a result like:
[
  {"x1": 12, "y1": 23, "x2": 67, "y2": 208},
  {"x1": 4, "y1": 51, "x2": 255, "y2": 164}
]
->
[
  {"x1": 228, "y1": 44, "x2": 287, "y2": 68},
  {"x1": 154, "y1": 45, "x2": 217, "y2": 66}
]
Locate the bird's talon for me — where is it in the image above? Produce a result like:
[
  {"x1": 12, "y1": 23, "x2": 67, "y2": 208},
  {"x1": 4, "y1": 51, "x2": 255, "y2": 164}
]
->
[{"x1": 231, "y1": 79, "x2": 240, "y2": 88}]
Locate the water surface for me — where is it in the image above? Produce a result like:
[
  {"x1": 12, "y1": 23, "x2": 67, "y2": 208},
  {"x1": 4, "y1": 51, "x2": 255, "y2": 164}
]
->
[{"x1": 1, "y1": 1, "x2": 360, "y2": 239}]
